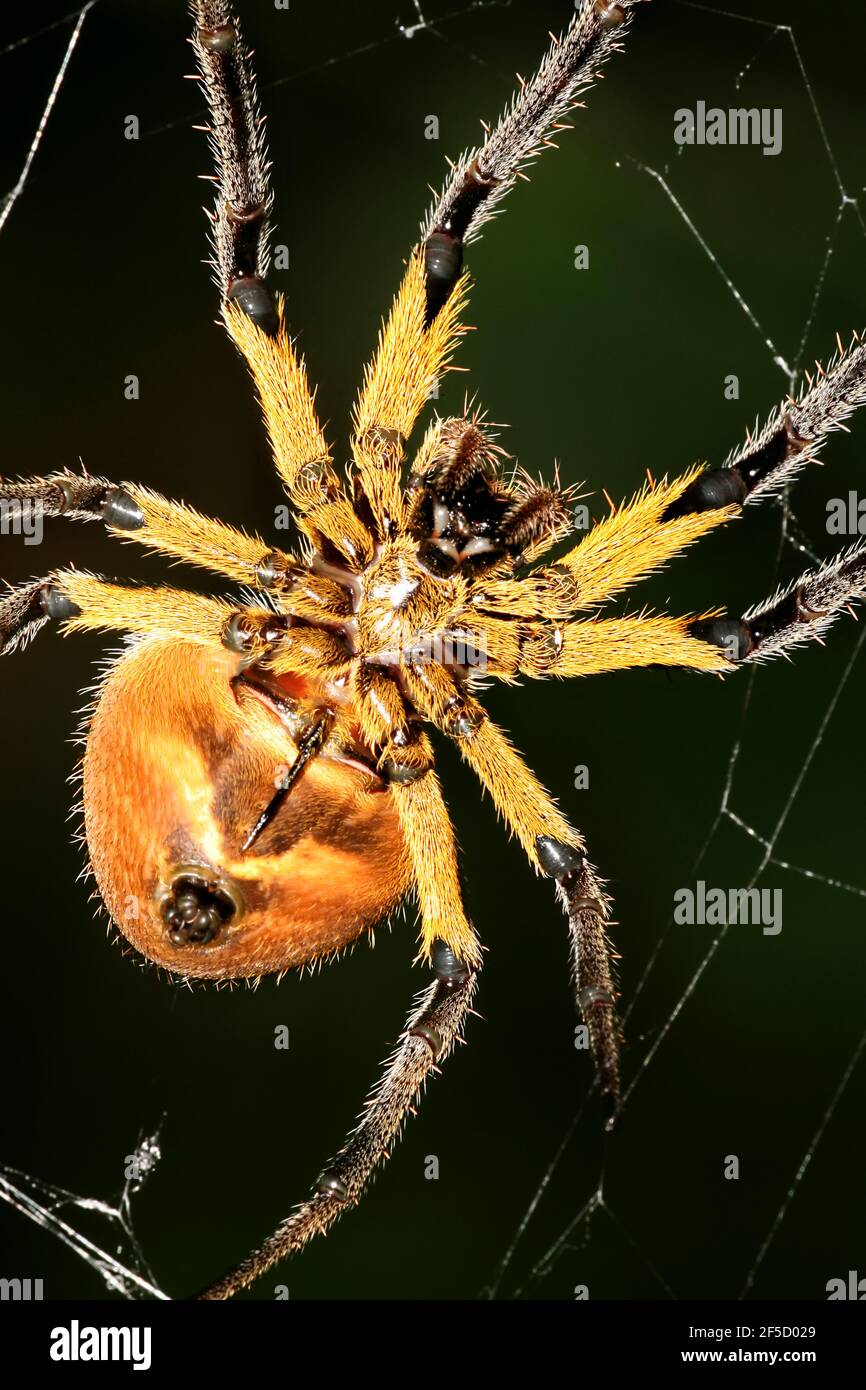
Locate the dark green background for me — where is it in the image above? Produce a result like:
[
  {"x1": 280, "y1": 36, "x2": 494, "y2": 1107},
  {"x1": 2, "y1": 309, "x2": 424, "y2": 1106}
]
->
[{"x1": 0, "y1": 0, "x2": 863, "y2": 1301}]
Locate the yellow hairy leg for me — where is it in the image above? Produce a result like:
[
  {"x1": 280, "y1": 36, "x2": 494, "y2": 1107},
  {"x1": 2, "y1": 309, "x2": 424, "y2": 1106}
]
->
[
  {"x1": 390, "y1": 735, "x2": 482, "y2": 969},
  {"x1": 518, "y1": 613, "x2": 733, "y2": 677},
  {"x1": 56, "y1": 572, "x2": 236, "y2": 643},
  {"x1": 223, "y1": 297, "x2": 342, "y2": 521},
  {"x1": 351, "y1": 251, "x2": 470, "y2": 529},
  {"x1": 354, "y1": 667, "x2": 411, "y2": 756},
  {"x1": 470, "y1": 610, "x2": 733, "y2": 678},
  {"x1": 455, "y1": 717, "x2": 583, "y2": 868},
  {"x1": 475, "y1": 469, "x2": 741, "y2": 620},
  {"x1": 399, "y1": 662, "x2": 582, "y2": 871},
  {"x1": 110, "y1": 486, "x2": 291, "y2": 586},
  {"x1": 56, "y1": 572, "x2": 356, "y2": 686},
  {"x1": 106, "y1": 492, "x2": 353, "y2": 624}
]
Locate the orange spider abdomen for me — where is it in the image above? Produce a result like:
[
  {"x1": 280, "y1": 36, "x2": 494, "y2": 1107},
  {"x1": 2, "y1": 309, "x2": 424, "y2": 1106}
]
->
[{"x1": 82, "y1": 639, "x2": 411, "y2": 978}]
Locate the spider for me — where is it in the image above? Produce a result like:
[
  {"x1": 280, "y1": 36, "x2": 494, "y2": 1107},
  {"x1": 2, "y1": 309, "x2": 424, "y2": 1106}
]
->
[{"x1": 2, "y1": 0, "x2": 866, "y2": 1301}]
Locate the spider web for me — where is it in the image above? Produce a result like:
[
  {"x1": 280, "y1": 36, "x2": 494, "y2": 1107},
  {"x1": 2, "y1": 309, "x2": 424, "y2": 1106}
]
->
[
  {"x1": 0, "y1": 0, "x2": 863, "y2": 1302},
  {"x1": 484, "y1": 0, "x2": 866, "y2": 1302}
]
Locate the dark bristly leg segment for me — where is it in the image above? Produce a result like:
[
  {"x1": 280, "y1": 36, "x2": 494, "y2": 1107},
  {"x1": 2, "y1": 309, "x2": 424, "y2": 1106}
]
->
[
  {"x1": 0, "y1": 472, "x2": 299, "y2": 590},
  {"x1": 0, "y1": 471, "x2": 144, "y2": 530},
  {"x1": 537, "y1": 836, "x2": 620, "y2": 1118},
  {"x1": 691, "y1": 540, "x2": 866, "y2": 666},
  {"x1": 0, "y1": 577, "x2": 79, "y2": 656},
  {"x1": 197, "y1": 954, "x2": 478, "y2": 1299},
  {"x1": 191, "y1": 1, "x2": 277, "y2": 334},
  {"x1": 664, "y1": 334, "x2": 866, "y2": 520},
  {"x1": 421, "y1": 0, "x2": 642, "y2": 323}
]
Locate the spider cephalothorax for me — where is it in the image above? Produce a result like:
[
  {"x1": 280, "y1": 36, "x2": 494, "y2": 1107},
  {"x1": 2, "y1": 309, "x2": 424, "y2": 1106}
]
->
[{"x1": 3, "y1": 0, "x2": 866, "y2": 1300}]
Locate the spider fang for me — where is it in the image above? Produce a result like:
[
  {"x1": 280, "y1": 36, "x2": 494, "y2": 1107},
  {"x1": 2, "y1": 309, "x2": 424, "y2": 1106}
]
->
[{"x1": 241, "y1": 713, "x2": 332, "y2": 852}]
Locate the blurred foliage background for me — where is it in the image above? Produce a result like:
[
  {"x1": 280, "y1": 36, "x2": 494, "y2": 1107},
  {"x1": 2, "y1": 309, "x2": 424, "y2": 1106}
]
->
[{"x1": 0, "y1": 0, "x2": 864, "y2": 1301}]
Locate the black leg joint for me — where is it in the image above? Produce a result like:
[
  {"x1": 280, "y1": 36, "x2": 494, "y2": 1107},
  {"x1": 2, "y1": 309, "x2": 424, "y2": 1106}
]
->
[
  {"x1": 222, "y1": 612, "x2": 258, "y2": 655},
  {"x1": 101, "y1": 486, "x2": 146, "y2": 531},
  {"x1": 424, "y1": 159, "x2": 498, "y2": 324},
  {"x1": 577, "y1": 985, "x2": 615, "y2": 1012},
  {"x1": 226, "y1": 276, "x2": 280, "y2": 337},
  {"x1": 254, "y1": 551, "x2": 281, "y2": 589},
  {"x1": 198, "y1": 22, "x2": 237, "y2": 54},
  {"x1": 536, "y1": 835, "x2": 585, "y2": 882},
  {"x1": 39, "y1": 585, "x2": 80, "y2": 623},
  {"x1": 661, "y1": 466, "x2": 748, "y2": 520},
  {"x1": 424, "y1": 232, "x2": 464, "y2": 326},
  {"x1": 594, "y1": 0, "x2": 628, "y2": 28},
  {"x1": 315, "y1": 1169, "x2": 349, "y2": 1202},
  {"x1": 431, "y1": 939, "x2": 473, "y2": 988},
  {"x1": 738, "y1": 414, "x2": 811, "y2": 491},
  {"x1": 408, "y1": 1022, "x2": 443, "y2": 1057},
  {"x1": 689, "y1": 615, "x2": 754, "y2": 662},
  {"x1": 440, "y1": 158, "x2": 496, "y2": 242}
]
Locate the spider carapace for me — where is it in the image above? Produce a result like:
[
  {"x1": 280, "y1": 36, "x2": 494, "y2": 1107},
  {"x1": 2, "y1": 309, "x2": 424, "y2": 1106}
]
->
[{"x1": 4, "y1": 0, "x2": 866, "y2": 1299}]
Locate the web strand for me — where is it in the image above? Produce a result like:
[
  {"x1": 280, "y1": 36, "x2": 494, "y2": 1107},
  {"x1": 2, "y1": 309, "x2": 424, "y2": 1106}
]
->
[
  {"x1": 485, "y1": 0, "x2": 866, "y2": 1300},
  {"x1": 0, "y1": 2, "x2": 94, "y2": 236}
]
